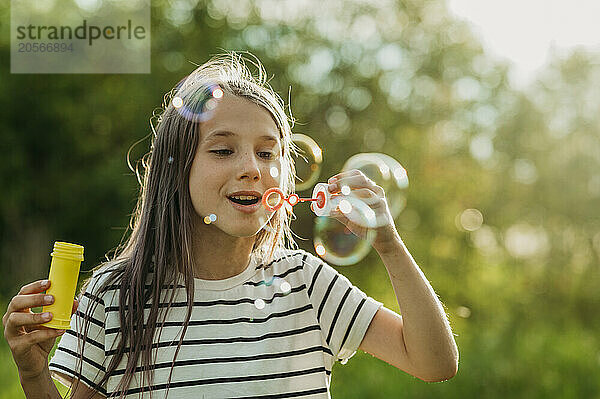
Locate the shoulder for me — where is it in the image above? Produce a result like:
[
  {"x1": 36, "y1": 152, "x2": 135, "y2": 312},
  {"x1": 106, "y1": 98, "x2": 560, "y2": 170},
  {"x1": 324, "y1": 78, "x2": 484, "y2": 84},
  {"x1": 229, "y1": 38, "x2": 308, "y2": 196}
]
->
[
  {"x1": 264, "y1": 247, "x2": 316, "y2": 267},
  {"x1": 79, "y1": 261, "x2": 126, "y2": 305},
  {"x1": 263, "y1": 247, "x2": 326, "y2": 278}
]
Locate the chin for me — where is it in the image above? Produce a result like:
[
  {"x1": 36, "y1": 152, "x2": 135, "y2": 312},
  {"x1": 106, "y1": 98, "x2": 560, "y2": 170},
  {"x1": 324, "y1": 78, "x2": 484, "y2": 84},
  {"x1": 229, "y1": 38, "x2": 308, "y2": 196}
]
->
[{"x1": 221, "y1": 224, "x2": 262, "y2": 238}]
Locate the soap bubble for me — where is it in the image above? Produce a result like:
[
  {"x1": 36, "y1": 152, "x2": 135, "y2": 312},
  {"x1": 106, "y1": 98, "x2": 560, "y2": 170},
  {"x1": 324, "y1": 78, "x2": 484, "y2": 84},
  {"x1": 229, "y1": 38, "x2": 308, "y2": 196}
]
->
[
  {"x1": 292, "y1": 134, "x2": 323, "y2": 192},
  {"x1": 313, "y1": 217, "x2": 375, "y2": 266},
  {"x1": 203, "y1": 213, "x2": 217, "y2": 224},
  {"x1": 280, "y1": 281, "x2": 292, "y2": 295},
  {"x1": 254, "y1": 298, "x2": 265, "y2": 310},
  {"x1": 313, "y1": 196, "x2": 377, "y2": 265},
  {"x1": 342, "y1": 153, "x2": 409, "y2": 218},
  {"x1": 171, "y1": 76, "x2": 223, "y2": 123}
]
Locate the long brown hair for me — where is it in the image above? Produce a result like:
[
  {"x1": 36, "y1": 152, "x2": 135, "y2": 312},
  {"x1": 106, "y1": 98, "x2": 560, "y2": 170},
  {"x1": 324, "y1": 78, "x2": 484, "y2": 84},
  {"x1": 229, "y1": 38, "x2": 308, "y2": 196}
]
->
[{"x1": 74, "y1": 51, "x2": 300, "y2": 398}]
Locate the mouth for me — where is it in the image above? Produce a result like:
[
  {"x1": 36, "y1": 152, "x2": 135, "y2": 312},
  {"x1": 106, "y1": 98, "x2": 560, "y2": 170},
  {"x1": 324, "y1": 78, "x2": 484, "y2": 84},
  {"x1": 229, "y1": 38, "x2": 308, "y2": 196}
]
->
[{"x1": 227, "y1": 192, "x2": 262, "y2": 213}]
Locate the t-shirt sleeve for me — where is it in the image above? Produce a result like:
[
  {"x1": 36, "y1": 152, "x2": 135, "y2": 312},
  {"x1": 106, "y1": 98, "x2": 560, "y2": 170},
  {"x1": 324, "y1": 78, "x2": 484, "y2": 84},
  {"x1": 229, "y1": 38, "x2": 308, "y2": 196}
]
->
[
  {"x1": 48, "y1": 271, "x2": 108, "y2": 396},
  {"x1": 301, "y1": 251, "x2": 384, "y2": 364}
]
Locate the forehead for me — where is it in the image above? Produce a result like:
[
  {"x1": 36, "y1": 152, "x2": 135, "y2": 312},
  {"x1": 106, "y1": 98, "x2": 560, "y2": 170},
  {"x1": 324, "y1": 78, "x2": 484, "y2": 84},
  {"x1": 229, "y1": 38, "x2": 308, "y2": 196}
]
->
[{"x1": 199, "y1": 93, "x2": 281, "y2": 143}]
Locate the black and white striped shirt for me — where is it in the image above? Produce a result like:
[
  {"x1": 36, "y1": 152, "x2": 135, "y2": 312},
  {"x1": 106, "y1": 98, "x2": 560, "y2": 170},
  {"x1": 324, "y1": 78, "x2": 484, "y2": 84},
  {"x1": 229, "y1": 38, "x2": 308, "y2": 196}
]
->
[{"x1": 49, "y1": 248, "x2": 383, "y2": 398}]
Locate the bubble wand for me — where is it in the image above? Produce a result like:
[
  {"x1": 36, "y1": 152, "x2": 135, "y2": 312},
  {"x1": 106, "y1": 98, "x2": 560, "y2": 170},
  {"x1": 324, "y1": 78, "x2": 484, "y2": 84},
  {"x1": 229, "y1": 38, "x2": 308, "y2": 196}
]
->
[{"x1": 262, "y1": 183, "x2": 350, "y2": 217}]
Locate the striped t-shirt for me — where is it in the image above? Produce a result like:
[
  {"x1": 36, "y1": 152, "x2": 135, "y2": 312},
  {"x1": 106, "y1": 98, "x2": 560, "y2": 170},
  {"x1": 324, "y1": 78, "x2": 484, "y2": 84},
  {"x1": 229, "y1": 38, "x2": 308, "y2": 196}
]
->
[{"x1": 49, "y1": 248, "x2": 383, "y2": 398}]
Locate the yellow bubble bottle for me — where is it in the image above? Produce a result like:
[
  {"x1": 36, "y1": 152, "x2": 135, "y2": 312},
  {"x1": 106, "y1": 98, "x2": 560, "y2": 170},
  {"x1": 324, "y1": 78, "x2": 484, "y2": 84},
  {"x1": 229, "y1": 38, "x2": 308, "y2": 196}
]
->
[{"x1": 42, "y1": 241, "x2": 84, "y2": 330}]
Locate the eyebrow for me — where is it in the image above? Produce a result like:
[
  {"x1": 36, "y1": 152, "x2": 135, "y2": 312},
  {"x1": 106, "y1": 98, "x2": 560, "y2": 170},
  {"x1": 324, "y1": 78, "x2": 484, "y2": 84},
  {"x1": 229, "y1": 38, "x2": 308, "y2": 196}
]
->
[{"x1": 203, "y1": 130, "x2": 280, "y2": 144}]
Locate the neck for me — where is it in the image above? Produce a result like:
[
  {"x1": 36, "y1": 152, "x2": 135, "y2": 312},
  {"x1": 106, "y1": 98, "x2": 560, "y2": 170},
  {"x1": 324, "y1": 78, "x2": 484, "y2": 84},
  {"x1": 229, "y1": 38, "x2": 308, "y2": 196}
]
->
[{"x1": 191, "y1": 219, "x2": 256, "y2": 280}]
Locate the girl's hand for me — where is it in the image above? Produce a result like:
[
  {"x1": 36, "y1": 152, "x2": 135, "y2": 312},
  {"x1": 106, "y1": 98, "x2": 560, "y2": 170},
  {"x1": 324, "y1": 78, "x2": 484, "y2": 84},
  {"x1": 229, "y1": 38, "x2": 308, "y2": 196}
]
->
[
  {"x1": 2, "y1": 279, "x2": 78, "y2": 380},
  {"x1": 327, "y1": 169, "x2": 403, "y2": 254}
]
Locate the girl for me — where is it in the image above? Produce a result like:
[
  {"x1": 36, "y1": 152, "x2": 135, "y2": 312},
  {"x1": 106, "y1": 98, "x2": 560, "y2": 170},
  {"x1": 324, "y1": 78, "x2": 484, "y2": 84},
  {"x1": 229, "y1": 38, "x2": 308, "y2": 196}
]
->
[{"x1": 3, "y1": 52, "x2": 458, "y2": 398}]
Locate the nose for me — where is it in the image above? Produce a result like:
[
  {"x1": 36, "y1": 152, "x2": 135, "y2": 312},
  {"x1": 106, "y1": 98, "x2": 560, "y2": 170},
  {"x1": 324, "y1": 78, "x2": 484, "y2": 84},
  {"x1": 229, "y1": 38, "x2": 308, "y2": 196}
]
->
[{"x1": 238, "y1": 150, "x2": 261, "y2": 181}]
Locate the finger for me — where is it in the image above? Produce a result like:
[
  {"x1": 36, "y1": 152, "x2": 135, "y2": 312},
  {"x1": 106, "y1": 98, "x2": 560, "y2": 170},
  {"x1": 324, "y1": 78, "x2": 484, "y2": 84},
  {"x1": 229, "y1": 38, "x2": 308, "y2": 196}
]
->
[
  {"x1": 71, "y1": 299, "x2": 79, "y2": 315},
  {"x1": 328, "y1": 169, "x2": 362, "y2": 183},
  {"x1": 350, "y1": 188, "x2": 387, "y2": 207},
  {"x1": 327, "y1": 170, "x2": 363, "y2": 191},
  {"x1": 330, "y1": 211, "x2": 368, "y2": 237},
  {"x1": 12, "y1": 329, "x2": 65, "y2": 355},
  {"x1": 6, "y1": 294, "x2": 54, "y2": 316},
  {"x1": 329, "y1": 174, "x2": 380, "y2": 193},
  {"x1": 18, "y1": 280, "x2": 50, "y2": 296},
  {"x1": 7, "y1": 311, "x2": 53, "y2": 328}
]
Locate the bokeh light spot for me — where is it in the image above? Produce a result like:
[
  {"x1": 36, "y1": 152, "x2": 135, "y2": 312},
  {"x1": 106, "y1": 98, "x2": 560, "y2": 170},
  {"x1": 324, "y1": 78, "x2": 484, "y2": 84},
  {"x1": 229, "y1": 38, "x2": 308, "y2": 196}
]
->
[{"x1": 458, "y1": 208, "x2": 484, "y2": 231}]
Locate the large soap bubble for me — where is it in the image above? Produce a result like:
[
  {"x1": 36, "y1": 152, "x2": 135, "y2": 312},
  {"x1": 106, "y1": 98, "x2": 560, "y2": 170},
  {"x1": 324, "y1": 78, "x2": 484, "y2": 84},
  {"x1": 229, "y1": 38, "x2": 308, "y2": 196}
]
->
[
  {"x1": 292, "y1": 134, "x2": 323, "y2": 192},
  {"x1": 312, "y1": 195, "x2": 378, "y2": 266},
  {"x1": 342, "y1": 153, "x2": 409, "y2": 218},
  {"x1": 170, "y1": 75, "x2": 224, "y2": 123},
  {"x1": 311, "y1": 153, "x2": 409, "y2": 265}
]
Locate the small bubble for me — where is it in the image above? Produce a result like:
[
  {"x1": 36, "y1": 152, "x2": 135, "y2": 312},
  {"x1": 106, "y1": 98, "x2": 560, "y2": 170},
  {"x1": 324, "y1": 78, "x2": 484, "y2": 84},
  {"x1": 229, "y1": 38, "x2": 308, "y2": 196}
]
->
[
  {"x1": 341, "y1": 185, "x2": 351, "y2": 195},
  {"x1": 339, "y1": 199, "x2": 352, "y2": 214},
  {"x1": 254, "y1": 298, "x2": 265, "y2": 310},
  {"x1": 167, "y1": 156, "x2": 174, "y2": 164},
  {"x1": 205, "y1": 98, "x2": 218, "y2": 111},
  {"x1": 315, "y1": 243, "x2": 326, "y2": 256},
  {"x1": 456, "y1": 306, "x2": 471, "y2": 318},
  {"x1": 280, "y1": 281, "x2": 291, "y2": 295},
  {"x1": 270, "y1": 166, "x2": 279, "y2": 178},
  {"x1": 288, "y1": 194, "x2": 299, "y2": 206},
  {"x1": 203, "y1": 216, "x2": 212, "y2": 224},
  {"x1": 212, "y1": 87, "x2": 224, "y2": 99},
  {"x1": 209, "y1": 213, "x2": 217, "y2": 222},
  {"x1": 172, "y1": 96, "x2": 183, "y2": 108}
]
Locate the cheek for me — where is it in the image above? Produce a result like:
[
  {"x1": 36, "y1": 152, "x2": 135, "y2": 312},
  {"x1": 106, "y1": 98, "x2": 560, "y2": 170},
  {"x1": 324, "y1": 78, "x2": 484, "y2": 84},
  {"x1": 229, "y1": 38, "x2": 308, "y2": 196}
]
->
[{"x1": 188, "y1": 166, "x2": 207, "y2": 204}]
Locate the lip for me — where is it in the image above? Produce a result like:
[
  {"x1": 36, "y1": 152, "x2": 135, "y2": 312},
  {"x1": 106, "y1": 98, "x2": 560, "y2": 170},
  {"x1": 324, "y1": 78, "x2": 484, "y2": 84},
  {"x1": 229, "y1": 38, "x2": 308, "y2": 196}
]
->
[{"x1": 227, "y1": 190, "x2": 263, "y2": 197}]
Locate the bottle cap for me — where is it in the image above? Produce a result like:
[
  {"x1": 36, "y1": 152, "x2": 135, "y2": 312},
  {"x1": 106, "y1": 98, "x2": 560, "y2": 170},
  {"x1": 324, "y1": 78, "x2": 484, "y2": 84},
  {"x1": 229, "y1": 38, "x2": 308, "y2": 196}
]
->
[{"x1": 51, "y1": 241, "x2": 84, "y2": 262}]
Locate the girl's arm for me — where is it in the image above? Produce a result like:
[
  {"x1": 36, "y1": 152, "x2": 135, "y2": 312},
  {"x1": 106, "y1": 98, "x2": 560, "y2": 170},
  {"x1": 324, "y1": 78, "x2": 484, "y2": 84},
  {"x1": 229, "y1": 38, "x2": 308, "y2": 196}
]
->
[
  {"x1": 20, "y1": 368, "x2": 62, "y2": 399},
  {"x1": 360, "y1": 239, "x2": 459, "y2": 381},
  {"x1": 52, "y1": 371, "x2": 106, "y2": 399}
]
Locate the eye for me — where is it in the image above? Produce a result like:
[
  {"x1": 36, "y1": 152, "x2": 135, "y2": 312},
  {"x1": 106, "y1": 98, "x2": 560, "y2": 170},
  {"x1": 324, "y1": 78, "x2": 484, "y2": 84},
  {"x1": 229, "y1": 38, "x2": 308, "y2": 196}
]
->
[
  {"x1": 258, "y1": 151, "x2": 275, "y2": 159},
  {"x1": 210, "y1": 149, "x2": 232, "y2": 156}
]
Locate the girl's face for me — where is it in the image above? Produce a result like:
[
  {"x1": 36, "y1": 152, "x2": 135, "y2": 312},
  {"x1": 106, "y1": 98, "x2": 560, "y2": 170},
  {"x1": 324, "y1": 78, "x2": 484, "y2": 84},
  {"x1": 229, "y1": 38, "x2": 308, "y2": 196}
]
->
[{"x1": 189, "y1": 93, "x2": 283, "y2": 237}]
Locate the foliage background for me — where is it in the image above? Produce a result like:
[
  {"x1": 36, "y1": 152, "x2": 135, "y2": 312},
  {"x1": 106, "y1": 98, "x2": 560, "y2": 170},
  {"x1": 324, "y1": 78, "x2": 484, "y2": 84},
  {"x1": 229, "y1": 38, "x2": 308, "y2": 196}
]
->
[{"x1": 1, "y1": 0, "x2": 599, "y2": 397}]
